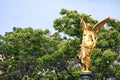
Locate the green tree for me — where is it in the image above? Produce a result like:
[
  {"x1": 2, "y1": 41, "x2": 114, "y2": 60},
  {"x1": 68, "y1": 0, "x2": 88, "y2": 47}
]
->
[
  {"x1": 0, "y1": 8, "x2": 120, "y2": 80},
  {"x1": 54, "y1": 8, "x2": 97, "y2": 38},
  {"x1": 0, "y1": 27, "x2": 79, "y2": 80},
  {"x1": 0, "y1": 27, "x2": 62, "y2": 79}
]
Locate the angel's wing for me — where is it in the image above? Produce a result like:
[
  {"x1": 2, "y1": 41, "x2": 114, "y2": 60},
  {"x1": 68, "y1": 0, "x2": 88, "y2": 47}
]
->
[{"x1": 92, "y1": 17, "x2": 110, "y2": 33}]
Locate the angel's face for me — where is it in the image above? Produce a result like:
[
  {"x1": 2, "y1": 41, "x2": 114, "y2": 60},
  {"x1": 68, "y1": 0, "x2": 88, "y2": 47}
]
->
[{"x1": 83, "y1": 30, "x2": 92, "y2": 41}]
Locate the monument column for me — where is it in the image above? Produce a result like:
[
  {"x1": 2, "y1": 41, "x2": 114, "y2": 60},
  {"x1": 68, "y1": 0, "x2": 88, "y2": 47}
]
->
[{"x1": 80, "y1": 72, "x2": 93, "y2": 80}]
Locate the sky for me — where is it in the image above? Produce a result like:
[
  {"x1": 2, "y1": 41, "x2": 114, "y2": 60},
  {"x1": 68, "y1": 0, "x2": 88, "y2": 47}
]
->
[{"x1": 0, "y1": 0, "x2": 120, "y2": 35}]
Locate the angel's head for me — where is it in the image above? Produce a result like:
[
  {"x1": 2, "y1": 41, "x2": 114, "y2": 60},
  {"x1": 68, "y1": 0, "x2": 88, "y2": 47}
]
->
[
  {"x1": 80, "y1": 16, "x2": 110, "y2": 34},
  {"x1": 86, "y1": 23, "x2": 93, "y2": 30}
]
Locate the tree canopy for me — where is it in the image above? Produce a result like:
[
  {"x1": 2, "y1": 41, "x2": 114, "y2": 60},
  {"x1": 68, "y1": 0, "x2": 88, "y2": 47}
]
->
[{"x1": 0, "y1": 9, "x2": 120, "y2": 80}]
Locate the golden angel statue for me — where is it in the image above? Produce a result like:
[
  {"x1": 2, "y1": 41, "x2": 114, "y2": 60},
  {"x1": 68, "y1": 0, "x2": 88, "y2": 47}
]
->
[{"x1": 77, "y1": 15, "x2": 110, "y2": 72}]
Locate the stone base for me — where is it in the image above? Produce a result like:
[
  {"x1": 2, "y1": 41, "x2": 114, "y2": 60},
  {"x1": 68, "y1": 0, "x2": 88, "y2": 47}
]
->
[{"x1": 80, "y1": 72, "x2": 93, "y2": 80}]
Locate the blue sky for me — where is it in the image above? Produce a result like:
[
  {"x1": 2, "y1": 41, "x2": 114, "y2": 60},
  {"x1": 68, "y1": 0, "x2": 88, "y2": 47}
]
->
[{"x1": 0, "y1": 0, "x2": 120, "y2": 35}]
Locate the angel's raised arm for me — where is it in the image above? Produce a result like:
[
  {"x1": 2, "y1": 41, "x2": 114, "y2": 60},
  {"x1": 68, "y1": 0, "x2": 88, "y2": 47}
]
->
[
  {"x1": 80, "y1": 16, "x2": 86, "y2": 31},
  {"x1": 80, "y1": 15, "x2": 91, "y2": 31}
]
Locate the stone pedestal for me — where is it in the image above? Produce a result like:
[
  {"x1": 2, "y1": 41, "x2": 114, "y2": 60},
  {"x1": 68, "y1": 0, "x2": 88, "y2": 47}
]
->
[{"x1": 80, "y1": 72, "x2": 93, "y2": 80}]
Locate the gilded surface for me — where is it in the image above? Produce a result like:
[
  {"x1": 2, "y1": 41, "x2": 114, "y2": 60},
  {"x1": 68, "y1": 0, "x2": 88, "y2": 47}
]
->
[{"x1": 77, "y1": 15, "x2": 110, "y2": 72}]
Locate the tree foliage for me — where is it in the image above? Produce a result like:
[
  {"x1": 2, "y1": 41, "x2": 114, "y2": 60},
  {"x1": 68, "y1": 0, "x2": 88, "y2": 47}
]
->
[{"x1": 0, "y1": 9, "x2": 120, "y2": 80}]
